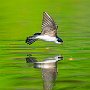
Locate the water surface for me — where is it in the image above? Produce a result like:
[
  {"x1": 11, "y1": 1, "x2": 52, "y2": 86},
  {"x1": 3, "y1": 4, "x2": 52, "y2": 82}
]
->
[{"x1": 0, "y1": 0, "x2": 90, "y2": 90}]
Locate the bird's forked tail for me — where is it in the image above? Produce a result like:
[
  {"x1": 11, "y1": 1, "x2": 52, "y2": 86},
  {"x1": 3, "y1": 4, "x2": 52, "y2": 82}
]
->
[
  {"x1": 26, "y1": 36, "x2": 37, "y2": 45},
  {"x1": 26, "y1": 33, "x2": 41, "y2": 45}
]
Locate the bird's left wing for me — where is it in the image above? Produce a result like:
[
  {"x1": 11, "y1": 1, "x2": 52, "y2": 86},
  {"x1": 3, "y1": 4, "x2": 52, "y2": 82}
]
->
[{"x1": 41, "y1": 12, "x2": 58, "y2": 37}]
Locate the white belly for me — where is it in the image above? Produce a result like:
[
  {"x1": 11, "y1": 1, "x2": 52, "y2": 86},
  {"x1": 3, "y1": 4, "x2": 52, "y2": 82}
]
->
[{"x1": 36, "y1": 35, "x2": 56, "y2": 41}]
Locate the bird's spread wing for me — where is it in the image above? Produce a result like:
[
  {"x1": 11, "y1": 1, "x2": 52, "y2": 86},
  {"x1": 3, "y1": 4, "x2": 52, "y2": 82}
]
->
[{"x1": 41, "y1": 12, "x2": 58, "y2": 37}]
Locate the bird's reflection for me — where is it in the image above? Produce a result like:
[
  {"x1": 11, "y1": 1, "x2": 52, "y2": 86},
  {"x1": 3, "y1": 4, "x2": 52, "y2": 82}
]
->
[{"x1": 26, "y1": 55, "x2": 63, "y2": 90}]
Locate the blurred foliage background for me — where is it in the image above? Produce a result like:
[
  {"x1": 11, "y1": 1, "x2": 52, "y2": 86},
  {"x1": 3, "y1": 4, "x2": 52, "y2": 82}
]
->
[{"x1": 0, "y1": 0, "x2": 90, "y2": 90}]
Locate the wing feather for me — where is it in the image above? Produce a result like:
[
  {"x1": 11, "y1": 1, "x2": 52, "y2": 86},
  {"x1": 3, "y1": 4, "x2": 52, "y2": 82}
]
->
[{"x1": 41, "y1": 12, "x2": 58, "y2": 37}]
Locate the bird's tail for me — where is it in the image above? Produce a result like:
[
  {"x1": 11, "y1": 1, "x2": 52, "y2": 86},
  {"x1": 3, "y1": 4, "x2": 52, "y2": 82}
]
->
[
  {"x1": 26, "y1": 33, "x2": 41, "y2": 45},
  {"x1": 26, "y1": 35, "x2": 37, "y2": 45}
]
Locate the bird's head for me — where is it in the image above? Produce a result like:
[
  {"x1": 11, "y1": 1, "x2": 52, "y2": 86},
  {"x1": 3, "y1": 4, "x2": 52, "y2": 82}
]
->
[{"x1": 55, "y1": 37, "x2": 63, "y2": 44}]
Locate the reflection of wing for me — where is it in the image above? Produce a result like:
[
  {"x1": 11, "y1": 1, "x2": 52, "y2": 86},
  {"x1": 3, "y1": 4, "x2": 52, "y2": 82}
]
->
[
  {"x1": 42, "y1": 67, "x2": 57, "y2": 90},
  {"x1": 34, "y1": 60, "x2": 58, "y2": 90},
  {"x1": 41, "y1": 12, "x2": 58, "y2": 37}
]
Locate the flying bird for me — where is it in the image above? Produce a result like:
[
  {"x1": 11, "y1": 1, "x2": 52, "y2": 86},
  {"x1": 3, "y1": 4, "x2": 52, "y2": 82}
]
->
[{"x1": 26, "y1": 12, "x2": 63, "y2": 45}]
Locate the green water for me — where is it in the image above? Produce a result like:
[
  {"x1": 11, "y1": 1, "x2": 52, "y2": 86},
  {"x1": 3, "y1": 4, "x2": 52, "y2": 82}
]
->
[{"x1": 0, "y1": 0, "x2": 90, "y2": 90}]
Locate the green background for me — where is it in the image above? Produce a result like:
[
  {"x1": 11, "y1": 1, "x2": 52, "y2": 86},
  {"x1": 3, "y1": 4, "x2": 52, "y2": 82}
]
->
[{"x1": 0, "y1": 0, "x2": 90, "y2": 90}]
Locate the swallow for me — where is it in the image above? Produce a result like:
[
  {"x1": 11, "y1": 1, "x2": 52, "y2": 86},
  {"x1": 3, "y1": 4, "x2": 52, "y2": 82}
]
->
[{"x1": 26, "y1": 12, "x2": 63, "y2": 45}]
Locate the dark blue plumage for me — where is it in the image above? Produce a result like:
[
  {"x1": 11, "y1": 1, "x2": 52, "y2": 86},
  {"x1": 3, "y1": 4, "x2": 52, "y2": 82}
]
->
[{"x1": 56, "y1": 36, "x2": 63, "y2": 43}]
